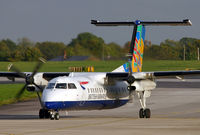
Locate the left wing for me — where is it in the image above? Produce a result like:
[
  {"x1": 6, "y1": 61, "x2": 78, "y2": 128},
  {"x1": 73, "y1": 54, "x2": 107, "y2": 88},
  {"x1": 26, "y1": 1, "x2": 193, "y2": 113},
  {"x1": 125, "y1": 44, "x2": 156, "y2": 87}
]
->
[{"x1": 153, "y1": 70, "x2": 200, "y2": 78}]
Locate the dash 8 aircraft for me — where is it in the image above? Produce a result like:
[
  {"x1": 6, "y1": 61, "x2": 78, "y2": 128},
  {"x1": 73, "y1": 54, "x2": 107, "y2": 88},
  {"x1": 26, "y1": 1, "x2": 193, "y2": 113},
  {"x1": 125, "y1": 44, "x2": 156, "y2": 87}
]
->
[{"x1": 1, "y1": 19, "x2": 200, "y2": 120}]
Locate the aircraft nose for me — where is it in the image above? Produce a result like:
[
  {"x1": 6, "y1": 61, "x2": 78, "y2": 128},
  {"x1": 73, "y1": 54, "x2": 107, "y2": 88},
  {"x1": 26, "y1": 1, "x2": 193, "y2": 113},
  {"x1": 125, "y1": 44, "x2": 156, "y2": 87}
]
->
[
  {"x1": 42, "y1": 89, "x2": 65, "y2": 110},
  {"x1": 44, "y1": 101, "x2": 63, "y2": 110}
]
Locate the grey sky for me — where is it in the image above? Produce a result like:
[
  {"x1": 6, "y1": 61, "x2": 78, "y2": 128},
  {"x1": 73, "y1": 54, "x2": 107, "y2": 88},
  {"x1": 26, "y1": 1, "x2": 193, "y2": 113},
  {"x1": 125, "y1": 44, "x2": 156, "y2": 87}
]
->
[{"x1": 0, "y1": 0, "x2": 199, "y2": 46}]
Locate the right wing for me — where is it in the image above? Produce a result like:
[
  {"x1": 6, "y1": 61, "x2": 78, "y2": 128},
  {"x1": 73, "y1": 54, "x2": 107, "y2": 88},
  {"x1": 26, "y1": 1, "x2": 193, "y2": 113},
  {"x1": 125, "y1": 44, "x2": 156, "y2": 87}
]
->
[{"x1": 0, "y1": 72, "x2": 70, "y2": 81}]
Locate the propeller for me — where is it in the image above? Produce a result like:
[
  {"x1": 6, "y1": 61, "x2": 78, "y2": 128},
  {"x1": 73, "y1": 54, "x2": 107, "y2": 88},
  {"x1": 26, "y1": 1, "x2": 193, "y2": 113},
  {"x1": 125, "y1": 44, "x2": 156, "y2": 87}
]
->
[
  {"x1": 126, "y1": 57, "x2": 136, "y2": 101},
  {"x1": 8, "y1": 58, "x2": 46, "y2": 100}
]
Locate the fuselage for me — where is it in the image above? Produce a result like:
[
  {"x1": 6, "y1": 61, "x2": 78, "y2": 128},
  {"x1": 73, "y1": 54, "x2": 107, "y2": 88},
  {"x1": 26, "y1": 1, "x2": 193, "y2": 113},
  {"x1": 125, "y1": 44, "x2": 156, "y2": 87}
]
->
[{"x1": 42, "y1": 73, "x2": 130, "y2": 111}]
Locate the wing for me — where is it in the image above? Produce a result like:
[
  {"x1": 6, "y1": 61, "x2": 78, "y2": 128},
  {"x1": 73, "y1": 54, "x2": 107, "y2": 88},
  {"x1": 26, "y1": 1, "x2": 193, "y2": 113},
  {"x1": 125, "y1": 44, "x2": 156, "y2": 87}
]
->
[
  {"x1": 153, "y1": 70, "x2": 200, "y2": 79},
  {"x1": 42, "y1": 72, "x2": 70, "y2": 81},
  {"x1": 0, "y1": 72, "x2": 70, "y2": 81},
  {"x1": 106, "y1": 70, "x2": 200, "y2": 81},
  {"x1": 0, "y1": 72, "x2": 25, "y2": 78}
]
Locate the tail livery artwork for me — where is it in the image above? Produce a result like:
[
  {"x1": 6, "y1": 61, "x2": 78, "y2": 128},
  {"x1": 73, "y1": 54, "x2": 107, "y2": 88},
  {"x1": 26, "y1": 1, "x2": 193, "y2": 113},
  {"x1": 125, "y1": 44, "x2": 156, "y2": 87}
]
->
[
  {"x1": 120, "y1": 23, "x2": 145, "y2": 73},
  {"x1": 1, "y1": 19, "x2": 199, "y2": 120},
  {"x1": 132, "y1": 24, "x2": 145, "y2": 72}
]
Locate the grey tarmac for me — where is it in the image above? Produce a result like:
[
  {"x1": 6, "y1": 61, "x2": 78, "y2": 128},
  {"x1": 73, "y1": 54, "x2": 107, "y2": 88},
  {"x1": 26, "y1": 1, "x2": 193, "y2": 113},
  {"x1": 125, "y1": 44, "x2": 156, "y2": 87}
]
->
[{"x1": 0, "y1": 79, "x2": 200, "y2": 135}]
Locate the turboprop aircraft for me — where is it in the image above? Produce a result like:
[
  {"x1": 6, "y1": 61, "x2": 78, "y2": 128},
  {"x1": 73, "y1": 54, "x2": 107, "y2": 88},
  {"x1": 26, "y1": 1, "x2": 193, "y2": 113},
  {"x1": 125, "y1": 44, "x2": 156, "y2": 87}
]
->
[{"x1": 1, "y1": 19, "x2": 200, "y2": 120}]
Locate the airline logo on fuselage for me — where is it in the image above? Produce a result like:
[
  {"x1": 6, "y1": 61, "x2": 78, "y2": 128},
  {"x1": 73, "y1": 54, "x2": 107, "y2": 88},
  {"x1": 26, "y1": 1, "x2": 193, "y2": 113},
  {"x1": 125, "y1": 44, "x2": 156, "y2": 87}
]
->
[{"x1": 79, "y1": 81, "x2": 89, "y2": 90}]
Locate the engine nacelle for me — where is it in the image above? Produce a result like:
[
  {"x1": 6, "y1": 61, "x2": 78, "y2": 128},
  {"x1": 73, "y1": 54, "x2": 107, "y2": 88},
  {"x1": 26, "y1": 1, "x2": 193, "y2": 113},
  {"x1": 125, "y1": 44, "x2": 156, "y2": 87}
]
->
[
  {"x1": 26, "y1": 84, "x2": 40, "y2": 92},
  {"x1": 133, "y1": 79, "x2": 156, "y2": 91},
  {"x1": 33, "y1": 73, "x2": 48, "y2": 86}
]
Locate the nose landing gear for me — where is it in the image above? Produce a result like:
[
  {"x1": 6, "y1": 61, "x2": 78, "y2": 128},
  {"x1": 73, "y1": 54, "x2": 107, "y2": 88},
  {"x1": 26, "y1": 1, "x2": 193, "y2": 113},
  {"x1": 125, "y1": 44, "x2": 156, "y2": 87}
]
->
[
  {"x1": 39, "y1": 109, "x2": 59, "y2": 120},
  {"x1": 39, "y1": 109, "x2": 50, "y2": 119},
  {"x1": 49, "y1": 111, "x2": 60, "y2": 120}
]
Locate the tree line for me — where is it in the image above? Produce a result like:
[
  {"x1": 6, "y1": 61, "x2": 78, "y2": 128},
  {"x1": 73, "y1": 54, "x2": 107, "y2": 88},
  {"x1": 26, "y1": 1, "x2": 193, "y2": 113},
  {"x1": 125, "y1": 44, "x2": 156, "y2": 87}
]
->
[
  {"x1": 0, "y1": 32, "x2": 200, "y2": 61},
  {"x1": 144, "y1": 38, "x2": 200, "y2": 60}
]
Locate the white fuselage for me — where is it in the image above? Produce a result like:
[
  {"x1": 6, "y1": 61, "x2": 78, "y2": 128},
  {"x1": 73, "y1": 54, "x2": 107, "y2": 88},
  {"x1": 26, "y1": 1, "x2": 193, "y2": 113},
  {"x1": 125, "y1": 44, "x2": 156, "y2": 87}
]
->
[{"x1": 41, "y1": 72, "x2": 130, "y2": 111}]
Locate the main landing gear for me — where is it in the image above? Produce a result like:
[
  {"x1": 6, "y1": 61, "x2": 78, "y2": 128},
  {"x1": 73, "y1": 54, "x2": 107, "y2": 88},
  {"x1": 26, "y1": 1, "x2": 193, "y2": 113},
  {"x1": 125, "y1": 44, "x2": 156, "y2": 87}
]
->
[
  {"x1": 137, "y1": 91, "x2": 151, "y2": 118},
  {"x1": 139, "y1": 108, "x2": 151, "y2": 118},
  {"x1": 39, "y1": 109, "x2": 60, "y2": 120}
]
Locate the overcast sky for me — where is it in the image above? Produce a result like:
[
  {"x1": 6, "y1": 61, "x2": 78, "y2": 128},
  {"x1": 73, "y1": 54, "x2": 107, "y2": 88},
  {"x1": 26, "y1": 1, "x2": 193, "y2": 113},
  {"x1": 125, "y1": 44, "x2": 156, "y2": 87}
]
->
[{"x1": 0, "y1": 0, "x2": 199, "y2": 46}]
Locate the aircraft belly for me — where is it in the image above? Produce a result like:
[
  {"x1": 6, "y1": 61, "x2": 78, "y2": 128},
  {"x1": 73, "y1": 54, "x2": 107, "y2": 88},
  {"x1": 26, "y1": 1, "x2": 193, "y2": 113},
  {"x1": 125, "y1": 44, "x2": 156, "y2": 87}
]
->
[{"x1": 45, "y1": 99, "x2": 129, "y2": 111}]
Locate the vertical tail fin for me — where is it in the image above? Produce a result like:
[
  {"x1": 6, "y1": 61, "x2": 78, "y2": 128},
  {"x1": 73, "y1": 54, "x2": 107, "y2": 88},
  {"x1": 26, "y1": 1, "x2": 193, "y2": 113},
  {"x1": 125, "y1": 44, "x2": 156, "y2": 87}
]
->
[
  {"x1": 91, "y1": 19, "x2": 192, "y2": 72},
  {"x1": 131, "y1": 24, "x2": 145, "y2": 72},
  {"x1": 115, "y1": 22, "x2": 145, "y2": 73}
]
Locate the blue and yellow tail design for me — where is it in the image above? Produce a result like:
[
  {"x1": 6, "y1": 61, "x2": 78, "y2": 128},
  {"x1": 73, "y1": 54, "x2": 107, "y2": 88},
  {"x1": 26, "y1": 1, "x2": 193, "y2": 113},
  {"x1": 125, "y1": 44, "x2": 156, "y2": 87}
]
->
[
  {"x1": 131, "y1": 24, "x2": 145, "y2": 72},
  {"x1": 122, "y1": 22, "x2": 145, "y2": 73}
]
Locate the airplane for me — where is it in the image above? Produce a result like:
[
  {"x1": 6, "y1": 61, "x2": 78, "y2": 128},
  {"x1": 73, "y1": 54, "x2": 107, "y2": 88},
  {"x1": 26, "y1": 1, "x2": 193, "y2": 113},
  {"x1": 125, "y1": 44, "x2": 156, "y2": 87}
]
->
[{"x1": 1, "y1": 19, "x2": 200, "y2": 120}]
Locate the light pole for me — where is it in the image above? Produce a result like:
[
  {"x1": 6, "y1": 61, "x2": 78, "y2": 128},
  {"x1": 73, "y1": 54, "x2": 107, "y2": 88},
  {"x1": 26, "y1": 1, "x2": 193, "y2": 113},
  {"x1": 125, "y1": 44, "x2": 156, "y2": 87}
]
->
[{"x1": 183, "y1": 45, "x2": 185, "y2": 61}]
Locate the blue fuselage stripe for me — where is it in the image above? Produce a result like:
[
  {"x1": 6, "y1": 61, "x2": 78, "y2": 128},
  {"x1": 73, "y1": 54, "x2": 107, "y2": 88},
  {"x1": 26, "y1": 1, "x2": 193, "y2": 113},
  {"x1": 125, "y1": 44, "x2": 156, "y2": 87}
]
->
[{"x1": 45, "y1": 100, "x2": 129, "y2": 110}]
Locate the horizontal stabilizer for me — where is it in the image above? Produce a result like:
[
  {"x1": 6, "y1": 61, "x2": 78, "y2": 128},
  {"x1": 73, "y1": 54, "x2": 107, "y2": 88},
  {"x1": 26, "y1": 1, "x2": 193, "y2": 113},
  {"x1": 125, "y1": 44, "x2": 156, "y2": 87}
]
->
[{"x1": 91, "y1": 19, "x2": 192, "y2": 26}]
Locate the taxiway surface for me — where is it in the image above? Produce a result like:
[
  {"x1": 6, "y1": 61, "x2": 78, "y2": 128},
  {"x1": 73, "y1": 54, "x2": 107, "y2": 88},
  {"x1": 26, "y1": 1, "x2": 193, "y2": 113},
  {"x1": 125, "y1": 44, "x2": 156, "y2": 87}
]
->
[{"x1": 0, "y1": 79, "x2": 200, "y2": 135}]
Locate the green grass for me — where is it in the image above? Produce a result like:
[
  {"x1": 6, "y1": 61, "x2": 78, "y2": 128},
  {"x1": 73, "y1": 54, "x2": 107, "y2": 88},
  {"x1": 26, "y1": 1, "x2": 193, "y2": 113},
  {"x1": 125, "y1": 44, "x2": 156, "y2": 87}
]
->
[
  {"x1": 143, "y1": 60, "x2": 200, "y2": 71},
  {"x1": 0, "y1": 84, "x2": 37, "y2": 106},
  {"x1": 0, "y1": 60, "x2": 126, "y2": 72},
  {"x1": 1, "y1": 60, "x2": 200, "y2": 72},
  {"x1": 1, "y1": 60, "x2": 200, "y2": 106}
]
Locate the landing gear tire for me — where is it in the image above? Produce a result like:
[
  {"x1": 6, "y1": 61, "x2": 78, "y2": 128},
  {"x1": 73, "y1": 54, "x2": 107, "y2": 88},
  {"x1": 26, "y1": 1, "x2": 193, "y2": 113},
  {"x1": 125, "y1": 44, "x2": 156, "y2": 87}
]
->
[
  {"x1": 144, "y1": 108, "x2": 151, "y2": 118},
  {"x1": 139, "y1": 108, "x2": 144, "y2": 118},
  {"x1": 39, "y1": 109, "x2": 45, "y2": 119},
  {"x1": 39, "y1": 109, "x2": 50, "y2": 119},
  {"x1": 55, "y1": 112, "x2": 60, "y2": 120},
  {"x1": 50, "y1": 111, "x2": 59, "y2": 120},
  {"x1": 50, "y1": 113, "x2": 55, "y2": 120},
  {"x1": 139, "y1": 108, "x2": 151, "y2": 118},
  {"x1": 44, "y1": 109, "x2": 50, "y2": 118}
]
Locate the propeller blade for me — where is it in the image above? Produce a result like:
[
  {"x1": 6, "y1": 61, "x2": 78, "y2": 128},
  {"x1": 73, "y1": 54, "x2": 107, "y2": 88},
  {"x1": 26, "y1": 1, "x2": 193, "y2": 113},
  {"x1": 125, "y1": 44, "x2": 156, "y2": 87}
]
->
[
  {"x1": 32, "y1": 58, "x2": 46, "y2": 77},
  {"x1": 8, "y1": 64, "x2": 26, "y2": 78},
  {"x1": 128, "y1": 61, "x2": 132, "y2": 75},
  {"x1": 129, "y1": 90, "x2": 134, "y2": 102},
  {"x1": 33, "y1": 83, "x2": 44, "y2": 108},
  {"x1": 127, "y1": 59, "x2": 136, "y2": 101},
  {"x1": 16, "y1": 84, "x2": 27, "y2": 99},
  {"x1": 33, "y1": 82, "x2": 43, "y2": 92},
  {"x1": 36, "y1": 92, "x2": 44, "y2": 108}
]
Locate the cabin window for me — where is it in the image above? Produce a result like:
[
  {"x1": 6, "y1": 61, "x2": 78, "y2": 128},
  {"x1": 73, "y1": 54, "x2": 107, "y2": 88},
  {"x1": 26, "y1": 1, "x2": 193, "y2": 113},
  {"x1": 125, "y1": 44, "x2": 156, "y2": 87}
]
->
[
  {"x1": 46, "y1": 83, "x2": 55, "y2": 89},
  {"x1": 55, "y1": 83, "x2": 67, "y2": 89},
  {"x1": 68, "y1": 83, "x2": 77, "y2": 89}
]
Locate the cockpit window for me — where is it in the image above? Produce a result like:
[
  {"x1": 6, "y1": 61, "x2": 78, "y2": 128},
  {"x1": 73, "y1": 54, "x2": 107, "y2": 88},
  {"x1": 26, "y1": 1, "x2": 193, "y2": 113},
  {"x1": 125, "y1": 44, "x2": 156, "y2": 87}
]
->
[
  {"x1": 68, "y1": 83, "x2": 77, "y2": 89},
  {"x1": 55, "y1": 83, "x2": 67, "y2": 89},
  {"x1": 46, "y1": 83, "x2": 55, "y2": 89}
]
